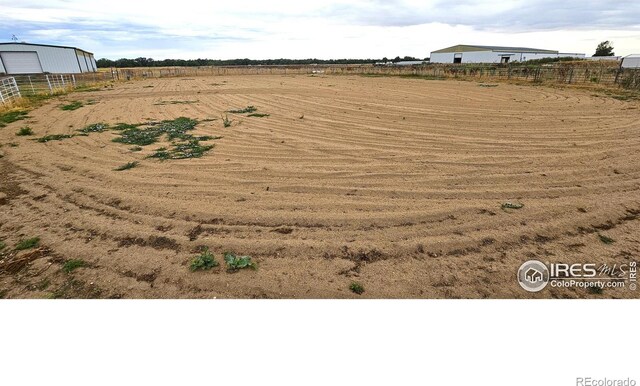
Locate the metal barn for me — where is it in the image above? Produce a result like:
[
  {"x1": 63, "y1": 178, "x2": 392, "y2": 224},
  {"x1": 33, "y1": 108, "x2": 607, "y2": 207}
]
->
[
  {"x1": 0, "y1": 42, "x2": 97, "y2": 75},
  {"x1": 621, "y1": 55, "x2": 640, "y2": 69},
  {"x1": 430, "y1": 45, "x2": 585, "y2": 64}
]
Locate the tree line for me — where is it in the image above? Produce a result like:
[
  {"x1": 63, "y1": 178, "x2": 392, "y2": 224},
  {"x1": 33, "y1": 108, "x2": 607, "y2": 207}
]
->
[{"x1": 96, "y1": 56, "x2": 426, "y2": 68}]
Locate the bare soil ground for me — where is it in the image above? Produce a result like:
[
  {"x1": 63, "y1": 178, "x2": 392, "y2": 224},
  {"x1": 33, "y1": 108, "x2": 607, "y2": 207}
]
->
[{"x1": 1, "y1": 75, "x2": 638, "y2": 298}]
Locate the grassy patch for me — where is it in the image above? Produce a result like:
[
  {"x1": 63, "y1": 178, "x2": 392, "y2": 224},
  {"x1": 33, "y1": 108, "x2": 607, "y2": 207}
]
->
[
  {"x1": 0, "y1": 240, "x2": 6, "y2": 251},
  {"x1": 190, "y1": 248, "x2": 219, "y2": 271},
  {"x1": 112, "y1": 117, "x2": 199, "y2": 146},
  {"x1": 248, "y1": 113, "x2": 270, "y2": 118},
  {"x1": 227, "y1": 106, "x2": 257, "y2": 114},
  {"x1": 501, "y1": 202, "x2": 524, "y2": 210},
  {"x1": 62, "y1": 259, "x2": 87, "y2": 273},
  {"x1": 78, "y1": 123, "x2": 108, "y2": 133},
  {"x1": 224, "y1": 252, "x2": 256, "y2": 271},
  {"x1": 112, "y1": 123, "x2": 143, "y2": 131},
  {"x1": 349, "y1": 282, "x2": 365, "y2": 295},
  {"x1": 114, "y1": 161, "x2": 139, "y2": 171},
  {"x1": 16, "y1": 126, "x2": 34, "y2": 136},
  {"x1": 398, "y1": 74, "x2": 446, "y2": 81},
  {"x1": 598, "y1": 234, "x2": 615, "y2": 244},
  {"x1": 36, "y1": 134, "x2": 75, "y2": 142},
  {"x1": 148, "y1": 141, "x2": 214, "y2": 160},
  {"x1": 60, "y1": 101, "x2": 84, "y2": 111},
  {"x1": 15, "y1": 237, "x2": 40, "y2": 250},
  {"x1": 0, "y1": 110, "x2": 29, "y2": 127}
]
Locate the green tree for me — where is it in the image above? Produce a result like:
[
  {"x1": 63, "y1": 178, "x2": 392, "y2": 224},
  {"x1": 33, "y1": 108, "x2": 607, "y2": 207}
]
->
[{"x1": 594, "y1": 41, "x2": 614, "y2": 56}]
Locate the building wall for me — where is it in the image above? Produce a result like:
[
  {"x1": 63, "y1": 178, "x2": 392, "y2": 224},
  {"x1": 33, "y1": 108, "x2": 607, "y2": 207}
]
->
[
  {"x1": 622, "y1": 56, "x2": 640, "y2": 69},
  {"x1": 430, "y1": 50, "x2": 584, "y2": 64},
  {"x1": 0, "y1": 56, "x2": 5, "y2": 73},
  {"x1": 0, "y1": 44, "x2": 96, "y2": 74}
]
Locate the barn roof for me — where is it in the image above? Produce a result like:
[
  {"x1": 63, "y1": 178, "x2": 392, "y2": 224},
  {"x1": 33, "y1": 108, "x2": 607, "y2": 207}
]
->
[
  {"x1": 431, "y1": 45, "x2": 558, "y2": 54},
  {"x1": 0, "y1": 42, "x2": 94, "y2": 56}
]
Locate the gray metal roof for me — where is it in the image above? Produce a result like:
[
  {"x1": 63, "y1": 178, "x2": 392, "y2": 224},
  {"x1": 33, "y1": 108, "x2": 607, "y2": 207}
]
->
[
  {"x1": 432, "y1": 44, "x2": 558, "y2": 54},
  {"x1": 0, "y1": 42, "x2": 94, "y2": 56}
]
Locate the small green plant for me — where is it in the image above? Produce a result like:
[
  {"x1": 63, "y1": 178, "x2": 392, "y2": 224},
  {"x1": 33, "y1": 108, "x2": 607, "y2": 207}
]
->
[
  {"x1": 501, "y1": 202, "x2": 524, "y2": 210},
  {"x1": 349, "y1": 282, "x2": 365, "y2": 295},
  {"x1": 598, "y1": 234, "x2": 615, "y2": 244},
  {"x1": 78, "y1": 123, "x2": 108, "y2": 133},
  {"x1": 0, "y1": 110, "x2": 29, "y2": 127},
  {"x1": 36, "y1": 134, "x2": 75, "y2": 142},
  {"x1": 222, "y1": 114, "x2": 232, "y2": 127},
  {"x1": 61, "y1": 101, "x2": 84, "y2": 111},
  {"x1": 190, "y1": 248, "x2": 219, "y2": 271},
  {"x1": 248, "y1": 113, "x2": 270, "y2": 118},
  {"x1": 130, "y1": 146, "x2": 143, "y2": 152},
  {"x1": 0, "y1": 240, "x2": 6, "y2": 251},
  {"x1": 227, "y1": 106, "x2": 257, "y2": 114},
  {"x1": 62, "y1": 259, "x2": 87, "y2": 273},
  {"x1": 16, "y1": 126, "x2": 34, "y2": 136},
  {"x1": 15, "y1": 237, "x2": 40, "y2": 250},
  {"x1": 114, "y1": 161, "x2": 139, "y2": 171},
  {"x1": 224, "y1": 252, "x2": 256, "y2": 271}
]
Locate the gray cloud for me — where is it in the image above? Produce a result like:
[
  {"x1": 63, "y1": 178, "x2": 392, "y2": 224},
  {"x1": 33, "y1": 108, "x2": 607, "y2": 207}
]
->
[{"x1": 320, "y1": 0, "x2": 640, "y2": 31}]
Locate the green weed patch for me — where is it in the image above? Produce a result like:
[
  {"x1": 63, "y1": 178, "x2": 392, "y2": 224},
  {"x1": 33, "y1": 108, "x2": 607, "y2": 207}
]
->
[
  {"x1": 227, "y1": 106, "x2": 257, "y2": 114},
  {"x1": 0, "y1": 110, "x2": 29, "y2": 127},
  {"x1": 61, "y1": 101, "x2": 84, "y2": 111}
]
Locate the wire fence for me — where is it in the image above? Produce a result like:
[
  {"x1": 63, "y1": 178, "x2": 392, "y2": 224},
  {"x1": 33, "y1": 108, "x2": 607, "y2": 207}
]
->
[
  {"x1": 2, "y1": 63, "x2": 638, "y2": 106},
  {"x1": 111, "y1": 62, "x2": 640, "y2": 90}
]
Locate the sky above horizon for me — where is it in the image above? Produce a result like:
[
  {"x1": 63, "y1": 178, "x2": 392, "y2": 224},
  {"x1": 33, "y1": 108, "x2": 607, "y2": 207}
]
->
[{"x1": 1, "y1": 0, "x2": 639, "y2": 60}]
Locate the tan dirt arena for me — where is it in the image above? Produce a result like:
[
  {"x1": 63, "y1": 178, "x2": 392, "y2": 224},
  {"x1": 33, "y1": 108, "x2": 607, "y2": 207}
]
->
[{"x1": 1, "y1": 75, "x2": 639, "y2": 298}]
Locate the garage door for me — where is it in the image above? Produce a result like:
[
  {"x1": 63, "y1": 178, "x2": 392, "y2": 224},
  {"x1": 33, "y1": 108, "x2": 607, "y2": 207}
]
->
[{"x1": 0, "y1": 51, "x2": 43, "y2": 74}]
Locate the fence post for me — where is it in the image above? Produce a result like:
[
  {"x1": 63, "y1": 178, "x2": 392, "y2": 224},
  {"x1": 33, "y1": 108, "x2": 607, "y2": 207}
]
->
[
  {"x1": 568, "y1": 68, "x2": 573, "y2": 84},
  {"x1": 11, "y1": 77, "x2": 21, "y2": 98},
  {"x1": 28, "y1": 76, "x2": 35, "y2": 94},
  {"x1": 46, "y1": 75, "x2": 53, "y2": 94}
]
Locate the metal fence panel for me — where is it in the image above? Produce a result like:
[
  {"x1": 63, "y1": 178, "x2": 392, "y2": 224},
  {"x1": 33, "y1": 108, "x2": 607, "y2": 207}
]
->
[{"x1": 0, "y1": 77, "x2": 21, "y2": 105}]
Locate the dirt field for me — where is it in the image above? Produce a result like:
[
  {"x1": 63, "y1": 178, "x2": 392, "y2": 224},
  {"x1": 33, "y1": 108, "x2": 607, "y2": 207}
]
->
[{"x1": 1, "y1": 75, "x2": 639, "y2": 298}]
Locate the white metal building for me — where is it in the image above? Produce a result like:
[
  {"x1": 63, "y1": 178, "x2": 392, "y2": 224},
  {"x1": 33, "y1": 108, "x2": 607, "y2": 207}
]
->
[
  {"x1": 621, "y1": 55, "x2": 640, "y2": 69},
  {"x1": 430, "y1": 45, "x2": 585, "y2": 64},
  {"x1": 0, "y1": 42, "x2": 97, "y2": 75}
]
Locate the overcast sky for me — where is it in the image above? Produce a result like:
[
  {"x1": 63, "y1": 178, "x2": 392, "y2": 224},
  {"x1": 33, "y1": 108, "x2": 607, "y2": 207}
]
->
[{"x1": 1, "y1": 0, "x2": 639, "y2": 60}]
